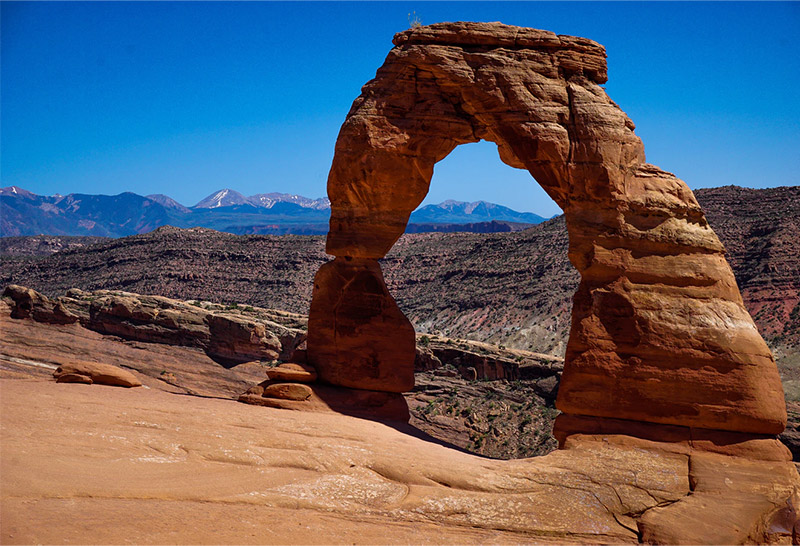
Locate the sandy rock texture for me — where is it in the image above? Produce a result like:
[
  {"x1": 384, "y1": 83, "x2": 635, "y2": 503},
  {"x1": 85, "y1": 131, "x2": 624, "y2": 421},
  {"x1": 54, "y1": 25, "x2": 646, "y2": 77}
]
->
[
  {"x1": 306, "y1": 22, "x2": 786, "y2": 437},
  {"x1": 2, "y1": 378, "x2": 797, "y2": 545},
  {"x1": 2, "y1": 284, "x2": 306, "y2": 366}
]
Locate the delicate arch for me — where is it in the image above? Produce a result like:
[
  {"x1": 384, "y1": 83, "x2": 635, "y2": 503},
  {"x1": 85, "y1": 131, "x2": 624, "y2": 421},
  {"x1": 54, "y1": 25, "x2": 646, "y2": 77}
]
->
[{"x1": 307, "y1": 22, "x2": 785, "y2": 436}]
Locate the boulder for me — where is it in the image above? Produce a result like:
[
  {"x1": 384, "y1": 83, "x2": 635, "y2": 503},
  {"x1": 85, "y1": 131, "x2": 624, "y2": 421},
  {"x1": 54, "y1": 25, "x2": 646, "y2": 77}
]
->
[
  {"x1": 263, "y1": 382, "x2": 313, "y2": 401},
  {"x1": 53, "y1": 361, "x2": 141, "y2": 388},
  {"x1": 266, "y1": 363, "x2": 317, "y2": 383},
  {"x1": 3, "y1": 285, "x2": 79, "y2": 324}
]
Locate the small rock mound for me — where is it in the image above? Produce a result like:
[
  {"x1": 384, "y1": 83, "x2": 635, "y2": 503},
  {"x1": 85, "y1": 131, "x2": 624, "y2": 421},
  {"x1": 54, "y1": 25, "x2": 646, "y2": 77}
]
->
[
  {"x1": 54, "y1": 361, "x2": 142, "y2": 388},
  {"x1": 239, "y1": 362, "x2": 408, "y2": 421}
]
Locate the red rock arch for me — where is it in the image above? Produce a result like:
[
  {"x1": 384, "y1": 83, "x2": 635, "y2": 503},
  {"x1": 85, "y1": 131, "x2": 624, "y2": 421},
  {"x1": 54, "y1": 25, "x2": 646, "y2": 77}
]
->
[{"x1": 307, "y1": 22, "x2": 786, "y2": 437}]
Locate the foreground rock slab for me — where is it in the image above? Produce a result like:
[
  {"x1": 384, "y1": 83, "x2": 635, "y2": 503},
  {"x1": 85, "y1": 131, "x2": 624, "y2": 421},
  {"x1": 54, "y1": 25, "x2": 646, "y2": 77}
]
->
[{"x1": 1, "y1": 378, "x2": 797, "y2": 545}]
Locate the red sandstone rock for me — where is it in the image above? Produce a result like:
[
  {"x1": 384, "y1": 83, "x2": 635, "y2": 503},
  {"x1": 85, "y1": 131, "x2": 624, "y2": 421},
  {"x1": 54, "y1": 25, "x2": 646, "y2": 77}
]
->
[
  {"x1": 3, "y1": 287, "x2": 299, "y2": 366},
  {"x1": 3, "y1": 284, "x2": 78, "y2": 324},
  {"x1": 54, "y1": 361, "x2": 142, "y2": 388},
  {"x1": 206, "y1": 313, "x2": 280, "y2": 364},
  {"x1": 262, "y1": 382, "x2": 313, "y2": 401},
  {"x1": 307, "y1": 257, "x2": 415, "y2": 393},
  {"x1": 308, "y1": 21, "x2": 786, "y2": 435},
  {"x1": 54, "y1": 372, "x2": 93, "y2": 384},
  {"x1": 239, "y1": 382, "x2": 410, "y2": 422},
  {"x1": 266, "y1": 363, "x2": 317, "y2": 383}
]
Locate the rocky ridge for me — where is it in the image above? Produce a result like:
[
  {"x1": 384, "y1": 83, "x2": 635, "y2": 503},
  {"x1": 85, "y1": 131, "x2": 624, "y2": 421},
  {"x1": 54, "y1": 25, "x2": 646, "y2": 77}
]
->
[{"x1": 2, "y1": 187, "x2": 798, "y2": 397}]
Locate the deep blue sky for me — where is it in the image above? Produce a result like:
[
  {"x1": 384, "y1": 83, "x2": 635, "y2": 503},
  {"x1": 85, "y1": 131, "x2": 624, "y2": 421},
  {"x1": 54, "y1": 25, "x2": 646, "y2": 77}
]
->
[{"x1": 2, "y1": 2, "x2": 798, "y2": 216}]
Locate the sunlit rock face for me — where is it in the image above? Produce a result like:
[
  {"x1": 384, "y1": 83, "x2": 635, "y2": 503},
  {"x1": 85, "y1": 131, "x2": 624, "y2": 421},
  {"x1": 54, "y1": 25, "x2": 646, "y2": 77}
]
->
[{"x1": 307, "y1": 21, "x2": 786, "y2": 436}]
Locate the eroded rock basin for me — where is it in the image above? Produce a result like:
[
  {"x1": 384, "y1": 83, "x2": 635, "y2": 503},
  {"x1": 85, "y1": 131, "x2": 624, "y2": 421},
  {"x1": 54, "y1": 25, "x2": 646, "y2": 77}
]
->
[{"x1": 1, "y1": 377, "x2": 796, "y2": 545}]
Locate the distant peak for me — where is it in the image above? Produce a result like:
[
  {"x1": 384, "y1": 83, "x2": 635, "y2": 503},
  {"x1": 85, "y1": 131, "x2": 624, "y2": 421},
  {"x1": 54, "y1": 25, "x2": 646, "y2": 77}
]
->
[
  {"x1": 193, "y1": 189, "x2": 249, "y2": 209},
  {"x1": 0, "y1": 186, "x2": 37, "y2": 198},
  {"x1": 146, "y1": 194, "x2": 191, "y2": 212}
]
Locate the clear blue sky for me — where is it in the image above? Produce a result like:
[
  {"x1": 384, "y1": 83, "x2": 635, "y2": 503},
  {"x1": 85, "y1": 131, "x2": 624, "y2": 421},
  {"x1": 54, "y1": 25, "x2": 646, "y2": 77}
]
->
[{"x1": 2, "y1": 2, "x2": 798, "y2": 217}]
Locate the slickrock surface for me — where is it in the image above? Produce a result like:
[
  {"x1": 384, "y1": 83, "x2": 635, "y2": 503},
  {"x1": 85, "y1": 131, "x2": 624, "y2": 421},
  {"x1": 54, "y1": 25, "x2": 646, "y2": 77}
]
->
[
  {"x1": 2, "y1": 378, "x2": 797, "y2": 545},
  {"x1": 2, "y1": 288, "x2": 798, "y2": 542},
  {"x1": 308, "y1": 21, "x2": 786, "y2": 437}
]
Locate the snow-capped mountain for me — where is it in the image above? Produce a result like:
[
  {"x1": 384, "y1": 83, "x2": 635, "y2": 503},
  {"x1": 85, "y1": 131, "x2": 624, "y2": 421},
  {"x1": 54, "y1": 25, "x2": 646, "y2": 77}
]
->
[
  {"x1": 193, "y1": 189, "x2": 330, "y2": 210},
  {"x1": 410, "y1": 200, "x2": 547, "y2": 224},
  {"x1": 249, "y1": 192, "x2": 331, "y2": 210},
  {"x1": 192, "y1": 189, "x2": 250, "y2": 209}
]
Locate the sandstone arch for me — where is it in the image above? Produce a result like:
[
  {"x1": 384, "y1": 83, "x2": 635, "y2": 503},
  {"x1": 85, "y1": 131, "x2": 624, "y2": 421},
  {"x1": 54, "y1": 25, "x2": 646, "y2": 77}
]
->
[{"x1": 307, "y1": 22, "x2": 786, "y2": 438}]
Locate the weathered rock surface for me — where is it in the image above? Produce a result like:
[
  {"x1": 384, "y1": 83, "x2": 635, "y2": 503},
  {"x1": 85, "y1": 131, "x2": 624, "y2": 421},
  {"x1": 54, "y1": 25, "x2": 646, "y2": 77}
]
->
[
  {"x1": 2, "y1": 285, "x2": 305, "y2": 365},
  {"x1": 2, "y1": 378, "x2": 798, "y2": 545},
  {"x1": 307, "y1": 258, "x2": 415, "y2": 392},
  {"x1": 53, "y1": 361, "x2": 142, "y2": 388},
  {"x1": 308, "y1": 22, "x2": 786, "y2": 440},
  {"x1": 266, "y1": 362, "x2": 318, "y2": 383},
  {"x1": 415, "y1": 334, "x2": 562, "y2": 383}
]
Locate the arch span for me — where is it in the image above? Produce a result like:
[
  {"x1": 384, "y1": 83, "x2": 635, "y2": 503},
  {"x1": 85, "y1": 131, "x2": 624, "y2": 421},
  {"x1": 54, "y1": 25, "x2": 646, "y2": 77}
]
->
[{"x1": 307, "y1": 22, "x2": 785, "y2": 436}]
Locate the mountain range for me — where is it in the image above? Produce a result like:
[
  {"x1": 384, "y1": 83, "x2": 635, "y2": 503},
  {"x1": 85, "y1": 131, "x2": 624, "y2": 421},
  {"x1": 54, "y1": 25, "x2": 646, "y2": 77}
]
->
[{"x1": 0, "y1": 186, "x2": 547, "y2": 238}]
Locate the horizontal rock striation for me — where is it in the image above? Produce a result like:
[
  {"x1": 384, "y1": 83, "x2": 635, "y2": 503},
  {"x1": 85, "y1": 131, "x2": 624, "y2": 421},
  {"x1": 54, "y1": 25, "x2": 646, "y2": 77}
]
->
[{"x1": 2, "y1": 285, "x2": 306, "y2": 366}]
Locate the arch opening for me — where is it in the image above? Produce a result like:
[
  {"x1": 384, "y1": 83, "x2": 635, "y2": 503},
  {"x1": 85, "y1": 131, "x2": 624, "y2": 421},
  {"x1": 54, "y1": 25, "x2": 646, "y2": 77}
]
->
[
  {"x1": 415, "y1": 140, "x2": 561, "y2": 220},
  {"x1": 392, "y1": 139, "x2": 570, "y2": 360}
]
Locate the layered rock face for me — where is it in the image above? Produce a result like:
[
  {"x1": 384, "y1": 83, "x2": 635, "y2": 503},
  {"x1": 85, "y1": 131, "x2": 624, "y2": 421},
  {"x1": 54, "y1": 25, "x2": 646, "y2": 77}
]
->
[{"x1": 308, "y1": 22, "x2": 786, "y2": 438}]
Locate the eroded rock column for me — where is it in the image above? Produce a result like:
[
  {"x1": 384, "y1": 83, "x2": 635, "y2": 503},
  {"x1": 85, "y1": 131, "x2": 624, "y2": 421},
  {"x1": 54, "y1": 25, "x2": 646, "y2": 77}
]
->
[{"x1": 307, "y1": 257, "x2": 415, "y2": 392}]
